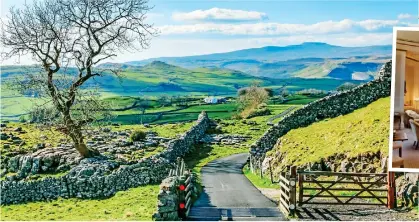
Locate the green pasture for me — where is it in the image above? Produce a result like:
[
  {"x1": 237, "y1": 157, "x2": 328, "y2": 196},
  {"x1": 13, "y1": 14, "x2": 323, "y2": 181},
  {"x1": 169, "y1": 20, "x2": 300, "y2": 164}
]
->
[{"x1": 266, "y1": 97, "x2": 391, "y2": 170}]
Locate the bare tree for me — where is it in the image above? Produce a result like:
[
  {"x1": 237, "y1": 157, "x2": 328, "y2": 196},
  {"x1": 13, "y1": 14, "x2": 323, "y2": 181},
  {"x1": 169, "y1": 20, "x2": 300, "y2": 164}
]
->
[{"x1": 1, "y1": 0, "x2": 156, "y2": 157}]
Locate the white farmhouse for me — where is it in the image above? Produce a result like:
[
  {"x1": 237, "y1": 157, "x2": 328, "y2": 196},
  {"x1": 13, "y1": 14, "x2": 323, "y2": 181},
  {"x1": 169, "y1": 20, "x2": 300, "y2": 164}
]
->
[{"x1": 204, "y1": 97, "x2": 218, "y2": 104}]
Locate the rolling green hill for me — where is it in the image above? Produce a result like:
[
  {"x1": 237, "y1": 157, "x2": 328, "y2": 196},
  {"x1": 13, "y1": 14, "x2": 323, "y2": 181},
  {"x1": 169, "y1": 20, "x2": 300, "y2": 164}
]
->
[{"x1": 0, "y1": 62, "x2": 363, "y2": 120}]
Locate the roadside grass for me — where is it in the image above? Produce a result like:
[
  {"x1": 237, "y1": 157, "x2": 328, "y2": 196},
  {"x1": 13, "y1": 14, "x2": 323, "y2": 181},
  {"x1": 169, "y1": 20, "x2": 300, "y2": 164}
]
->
[
  {"x1": 266, "y1": 97, "x2": 391, "y2": 170},
  {"x1": 0, "y1": 185, "x2": 159, "y2": 221},
  {"x1": 243, "y1": 164, "x2": 279, "y2": 189}
]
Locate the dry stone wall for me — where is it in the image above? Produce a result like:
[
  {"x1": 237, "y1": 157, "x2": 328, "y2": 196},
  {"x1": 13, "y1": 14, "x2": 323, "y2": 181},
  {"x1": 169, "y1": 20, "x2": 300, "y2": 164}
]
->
[
  {"x1": 1, "y1": 112, "x2": 210, "y2": 205},
  {"x1": 397, "y1": 173, "x2": 419, "y2": 207},
  {"x1": 250, "y1": 61, "x2": 392, "y2": 169}
]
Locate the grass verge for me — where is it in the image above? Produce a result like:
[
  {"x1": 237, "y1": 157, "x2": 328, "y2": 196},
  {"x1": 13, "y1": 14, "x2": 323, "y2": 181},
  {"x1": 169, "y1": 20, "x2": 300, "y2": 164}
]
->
[
  {"x1": 243, "y1": 164, "x2": 279, "y2": 189},
  {"x1": 0, "y1": 185, "x2": 159, "y2": 221}
]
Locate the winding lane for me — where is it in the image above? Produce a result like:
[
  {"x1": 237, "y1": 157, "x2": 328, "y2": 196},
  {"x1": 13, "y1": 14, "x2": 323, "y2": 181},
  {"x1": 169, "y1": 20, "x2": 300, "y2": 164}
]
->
[{"x1": 188, "y1": 153, "x2": 286, "y2": 221}]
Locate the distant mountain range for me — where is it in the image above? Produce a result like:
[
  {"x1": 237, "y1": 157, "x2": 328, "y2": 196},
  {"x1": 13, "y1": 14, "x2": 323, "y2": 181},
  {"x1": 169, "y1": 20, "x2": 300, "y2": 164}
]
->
[
  {"x1": 1, "y1": 42, "x2": 391, "y2": 97},
  {"x1": 100, "y1": 42, "x2": 391, "y2": 81}
]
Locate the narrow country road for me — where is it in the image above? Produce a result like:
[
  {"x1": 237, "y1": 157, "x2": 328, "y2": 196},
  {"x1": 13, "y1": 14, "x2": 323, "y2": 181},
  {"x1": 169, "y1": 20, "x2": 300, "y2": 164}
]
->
[{"x1": 188, "y1": 153, "x2": 286, "y2": 221}]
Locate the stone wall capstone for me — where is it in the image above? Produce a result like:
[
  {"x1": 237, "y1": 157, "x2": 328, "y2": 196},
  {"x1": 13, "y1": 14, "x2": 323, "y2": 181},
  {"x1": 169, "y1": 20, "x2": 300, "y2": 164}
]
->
[
  {"x1": 1, "y1": 112, "x2": 210, "y2": 205},
  {"x1": 250, "y1": 61, "x2": 392, "y2": 169}
]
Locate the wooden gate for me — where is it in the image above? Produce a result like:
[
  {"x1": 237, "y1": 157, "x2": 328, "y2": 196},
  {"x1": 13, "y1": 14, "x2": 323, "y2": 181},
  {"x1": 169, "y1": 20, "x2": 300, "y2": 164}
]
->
[
  {"x1": 170, "y1": 158, "x2": 195, "y2": 218},
  {"x1": 297, "y1": 171, "x2": 394, "y2": 207},
  {"x1": 278, "y1": 166, "x2": 297, "y2": 217}
]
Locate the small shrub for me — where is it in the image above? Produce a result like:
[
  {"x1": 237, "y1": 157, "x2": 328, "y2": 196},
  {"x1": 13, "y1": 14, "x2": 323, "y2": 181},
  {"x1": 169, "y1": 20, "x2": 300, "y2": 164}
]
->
[
  {"x1": 18, "y1": 116, "x2": 27, "y2": 123},
  {"x1": 130, "y1": 130, "x2": 146, "y2": 142},
  {"x1": 257, "y1": 103, "x2": 267, "y2": 109},
  {"x1": 243, "y1": 107, "x2": 271, "y2": 119},
  {"x1": 231, "y1": 113, "x2": 243, "y2": 120}
]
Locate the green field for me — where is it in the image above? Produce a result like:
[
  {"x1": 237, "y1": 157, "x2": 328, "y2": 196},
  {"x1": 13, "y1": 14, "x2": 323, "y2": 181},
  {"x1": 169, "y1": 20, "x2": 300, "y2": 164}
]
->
[
  {"x1": 282, "y1": 94, "x2": 325, "y2": 105},
  {"x1": 1, "y1": 62, "x2": 362, "y2": 121},
  {"x1": 0, "y1": 185, "x2": 159, "y2": 221}
]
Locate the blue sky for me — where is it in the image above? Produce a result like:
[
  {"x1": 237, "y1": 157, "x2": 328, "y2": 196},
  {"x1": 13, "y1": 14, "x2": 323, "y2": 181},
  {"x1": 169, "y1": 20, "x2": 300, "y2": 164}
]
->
[{"x1": 1, "y1": 0, "x2": 418, "y2": 64}]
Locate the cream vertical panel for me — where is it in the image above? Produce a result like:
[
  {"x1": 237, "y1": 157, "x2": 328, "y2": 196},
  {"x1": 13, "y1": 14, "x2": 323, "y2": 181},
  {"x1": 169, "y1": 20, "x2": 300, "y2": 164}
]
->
[
  {"x1": 414, "y1": 63, "x2": 419, "y2": 111},
  {"x1": 405, "y1": 65, "x2": 414, "y2": 106},
  {"x1": 395, "y1": 50, "x2": 406, "y2": 113}
]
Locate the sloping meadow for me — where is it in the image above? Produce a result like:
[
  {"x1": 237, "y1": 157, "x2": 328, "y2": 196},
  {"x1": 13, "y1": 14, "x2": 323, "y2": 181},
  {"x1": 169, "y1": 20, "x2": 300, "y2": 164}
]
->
[
  {"x1": 266, "y1": 97, "x2": 390, "y2": 173},
  {"x1": 250, "y1": 61, "x2": 392, "y2": 172}
]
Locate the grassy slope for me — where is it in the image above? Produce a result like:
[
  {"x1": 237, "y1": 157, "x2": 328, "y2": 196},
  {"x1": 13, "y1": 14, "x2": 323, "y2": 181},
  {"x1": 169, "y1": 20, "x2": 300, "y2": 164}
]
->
[
  {"x1": 0, "y1": 185, "x2": 159, "y2": 221},
  {"x1": 293, "y1": 61, "x2": 339, "y2": 78},
  {"x1": 266, "y1": 97, "x2": 390, "y2": 168}
]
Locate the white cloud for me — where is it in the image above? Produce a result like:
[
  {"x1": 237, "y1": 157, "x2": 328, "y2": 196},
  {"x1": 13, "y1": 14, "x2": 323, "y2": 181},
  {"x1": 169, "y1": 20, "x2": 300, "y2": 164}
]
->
[
  {"x1": 158, "y1": 19, "x2": 401, "y2": 36},
  {"x1": 172, "y1": 8, "x2": 267, "y2": 22},
  {"x1": 358, "y1": 19, "x2": 400, "y2": 31},
  {"x1": 398, "y1": 13, "x2": 417, "y2": 20}
]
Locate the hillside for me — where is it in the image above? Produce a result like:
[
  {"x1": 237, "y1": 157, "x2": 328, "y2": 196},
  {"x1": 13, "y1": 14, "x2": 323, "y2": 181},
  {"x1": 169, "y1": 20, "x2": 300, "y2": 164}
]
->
[
  {"x1": 1, "y1": 62, "x2": 364, "y2": 120},
  {"x1": 265, "y1": 97, "x2": 390, "y2": 170},
  {"x1": 124, "y1": 43, "x2": 391, "y2": 80},
  {"x1": 1, "y1": 62, "x2": 362, "y2": 96}
]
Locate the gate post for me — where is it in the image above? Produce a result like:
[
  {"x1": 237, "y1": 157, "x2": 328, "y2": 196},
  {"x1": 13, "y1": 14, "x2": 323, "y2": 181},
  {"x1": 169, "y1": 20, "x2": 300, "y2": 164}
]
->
[
  {"x1": 250, "y1": 155, "x2": 254, "y2": 173},
  {"x1": 387, "y1": 171, "x2": 396, "y2": 209},
  {"x1": 298, "y1": 171, "x2": 303, "y2": 206},
  {"x1": 289, "y1": 166, "x2": 297, "y2": 216}
]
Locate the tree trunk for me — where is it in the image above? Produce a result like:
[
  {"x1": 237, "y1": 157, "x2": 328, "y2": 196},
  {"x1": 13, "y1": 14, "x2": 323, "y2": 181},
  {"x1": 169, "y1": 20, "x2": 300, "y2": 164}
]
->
[
  {"x1": 69, "y1": 127, "x2": 96, "y2": 158},
  {"x1": 63, "y1": 113, "x2": 98, "y2": 158}
]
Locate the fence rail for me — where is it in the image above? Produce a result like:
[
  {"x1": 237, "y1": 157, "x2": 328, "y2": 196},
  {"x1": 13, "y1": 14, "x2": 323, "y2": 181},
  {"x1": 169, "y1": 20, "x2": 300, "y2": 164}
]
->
[
  {"x1": 278, "y1": 166, "x2": 297, "y2": 217},
  {"x1": 171, "y1": 158, "x2": 195, "y2": 218},
  {"x1": 298, "y1": 171, "x2": 390, "y2": 206},
  {"x1": 274, "y1": 168, "x2": 396, "y2": 218}
]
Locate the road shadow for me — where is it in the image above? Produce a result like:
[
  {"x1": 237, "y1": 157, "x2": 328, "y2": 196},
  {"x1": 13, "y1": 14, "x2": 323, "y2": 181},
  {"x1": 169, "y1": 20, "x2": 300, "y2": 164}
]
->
[{"x1": 295, "y1": 206, "x2": 415, "y2": 221}]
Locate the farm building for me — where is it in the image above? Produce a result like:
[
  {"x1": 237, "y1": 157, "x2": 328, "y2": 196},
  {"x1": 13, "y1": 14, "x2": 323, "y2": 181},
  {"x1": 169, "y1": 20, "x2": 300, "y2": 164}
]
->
[{"x1": 203, "y1": 97, "x2": 226, "y2": 104}]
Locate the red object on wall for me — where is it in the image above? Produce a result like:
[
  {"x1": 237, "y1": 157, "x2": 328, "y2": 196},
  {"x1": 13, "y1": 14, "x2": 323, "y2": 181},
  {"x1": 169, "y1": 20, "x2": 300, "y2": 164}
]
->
[{"x1": 179, "y1": 184, "x2": 185, "y2": 191}]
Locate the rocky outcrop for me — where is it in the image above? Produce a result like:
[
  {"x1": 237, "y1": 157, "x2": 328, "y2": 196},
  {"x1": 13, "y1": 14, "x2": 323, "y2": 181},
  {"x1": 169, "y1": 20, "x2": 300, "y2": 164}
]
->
[
  {"x1": 4, "y1": 146, "x2": 81, "y2": 180},
  {"x1": 1, "y1": 112, "x2": 210, "y2": 205},
  {"x1": 200, "y1": 134, "x2": 250, "y2": 146},
  {"x1": 250, "y1": 61, "x2": 392, "y2": 169}
]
